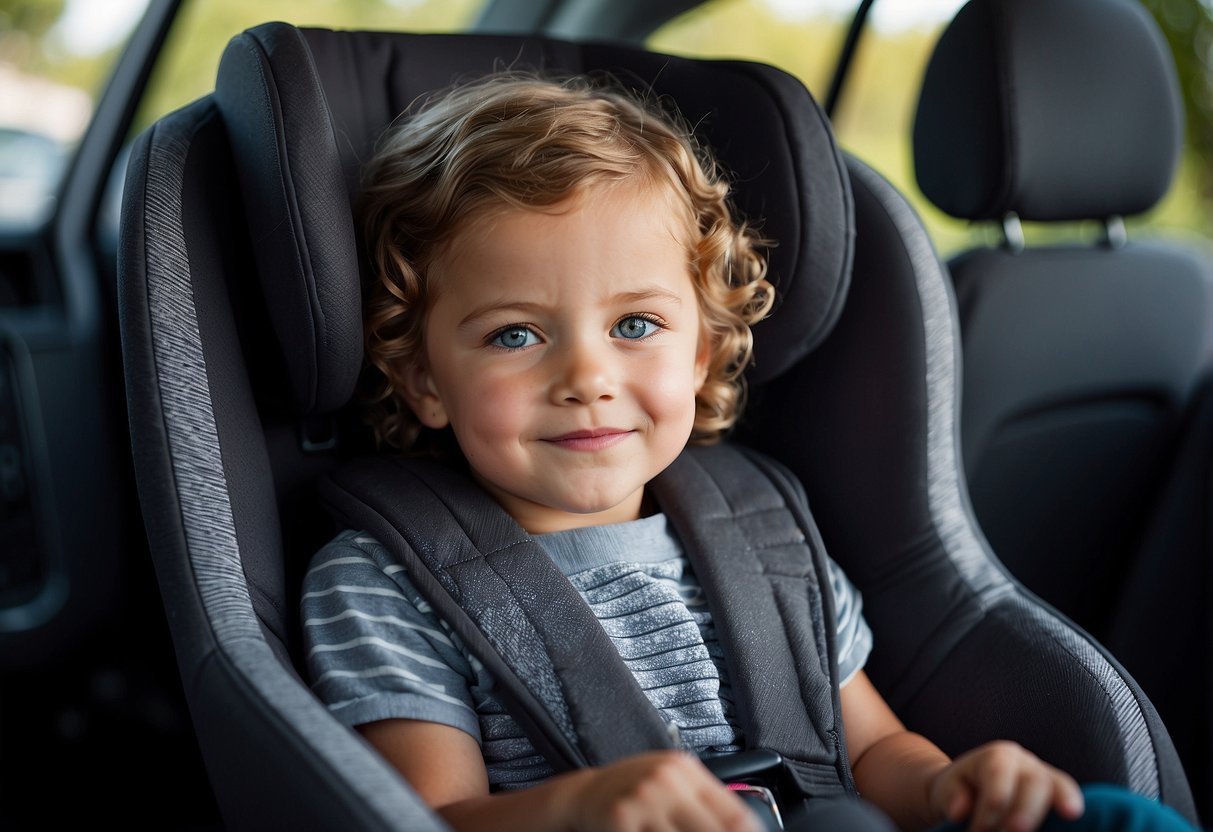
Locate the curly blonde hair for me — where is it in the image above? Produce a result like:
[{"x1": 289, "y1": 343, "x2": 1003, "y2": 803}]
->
[{"x1": 361, "y1": 73, "x2": 774, "y2": 451}]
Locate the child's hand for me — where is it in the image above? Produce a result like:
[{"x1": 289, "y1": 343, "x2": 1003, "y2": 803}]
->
[
  {"x1": 568, "y1": 750, "x2": 765, "y2": 832},
  {"x1": 928, "y1": 741, "x2": 1084, "y2": 832}
]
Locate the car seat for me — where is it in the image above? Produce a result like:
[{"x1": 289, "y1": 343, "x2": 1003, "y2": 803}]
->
[
  {"x1": 117, "y1": 21, "x2": 1199, "y2": 830},
  {"x1": 913, "y1": 0, "x2": 1213, "y2": 814}
]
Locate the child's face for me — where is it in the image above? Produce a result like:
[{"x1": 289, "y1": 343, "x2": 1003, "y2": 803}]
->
[{"x1": 403, "y1": 182, "x2": 709, "y2": 534}]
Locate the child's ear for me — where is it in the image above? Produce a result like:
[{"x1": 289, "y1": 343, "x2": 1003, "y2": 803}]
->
[{"x1": 401, "y1": 362, "x2": 450, "y2": 430}]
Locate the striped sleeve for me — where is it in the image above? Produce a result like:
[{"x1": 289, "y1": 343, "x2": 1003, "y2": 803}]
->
[
  {"x1": 300, "y1": 529, "x2": 483, "y2": 742},
  {"x1": 826, "y1": 556, "x2": 873, "y2": 687}
]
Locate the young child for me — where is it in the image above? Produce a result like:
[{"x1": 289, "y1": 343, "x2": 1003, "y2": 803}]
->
[{"x1": 301, "y1": 74, "x2": 1195, "y2": 832}]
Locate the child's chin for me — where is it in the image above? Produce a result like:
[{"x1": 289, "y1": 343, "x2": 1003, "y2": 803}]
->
[{"x1": 554, "y1": 493, "x2": 646, "y2": 524}]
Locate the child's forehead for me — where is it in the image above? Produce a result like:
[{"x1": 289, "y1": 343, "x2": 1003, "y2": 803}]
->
[
  {"x1": 453, "y1": 177, "x2": 695, "y2": 248},
  {"x1": 427, "y1": 179, "x2": 698, "y2": 296}
]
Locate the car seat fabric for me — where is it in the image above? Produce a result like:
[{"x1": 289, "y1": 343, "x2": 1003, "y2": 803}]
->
[
  {"x1": 1104, "y1": 379, "x2": 1213, "y2": 812},
  {"x1": 947, "y1": 243, "x2": 1213, "y2": 633},
  {"x1": 741, "y1": 155, "x2": 1195, "y2": 821},
  {"x1": 118, "y1": 19, "x2": 1198, "y2": 830},
  {"x1": 120, "y1": 100, "x2": 445, "y2": 830}
]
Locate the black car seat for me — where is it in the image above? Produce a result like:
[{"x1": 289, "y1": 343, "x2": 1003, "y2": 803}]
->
[
  {"x1": 913, "y1": 0, "x2": 1213, "y2": 815},
  {"x1": 913, "y1": 0, "x2": 1213, "y2": 639},
  {"x1": 117, "y1": 21, "x2": 1198, "y2": 829}
]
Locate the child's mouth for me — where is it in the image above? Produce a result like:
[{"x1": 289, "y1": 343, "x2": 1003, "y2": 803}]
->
[{"x1": 543, "y1": 428, "x2": 634, "y2": 451}]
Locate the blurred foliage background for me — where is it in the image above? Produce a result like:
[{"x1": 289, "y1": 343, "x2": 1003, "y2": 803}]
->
[
  {"x1": 132, "y1": 0, "x2": 484, "y2": 133},
  {"x1": 1141, "y1": 0, "x2": 1213, "y2": 216},
  {"x1": 0, "y1": 0, "x2": 67, "y2": 73},
  {"x1": 4, "y1": 0, "x2": 1213, "y2": 254}
]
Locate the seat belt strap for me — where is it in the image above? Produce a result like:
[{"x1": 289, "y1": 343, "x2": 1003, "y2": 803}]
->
[
  {"x1": 321, "y1": 455, "x2": 677, "y2": 771},
  {"x1": 322, "y1": 445, "x2": 854, "y2": 799},
  {"x1": 650, "y1": 446, "x2": 855, "y2": 796}
]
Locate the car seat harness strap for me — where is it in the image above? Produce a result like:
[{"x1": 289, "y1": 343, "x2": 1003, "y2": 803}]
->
[
  {"x1": 322, "y1": 454, "x2": 674, "y2": 771},
  {"x1": 321, "y1": 444, "x2": 855, "y2": 804}
]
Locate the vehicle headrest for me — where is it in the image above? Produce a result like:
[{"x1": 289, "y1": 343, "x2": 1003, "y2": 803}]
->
[
  {"x1": 213, "y1": 22, "x2": 853, "y2": 416},
  {"x1": 913, "y1": 0, "x2": 1183, "y2": 223}
]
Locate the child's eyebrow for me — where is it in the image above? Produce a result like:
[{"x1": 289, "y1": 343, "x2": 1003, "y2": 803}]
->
[
  {"x1": 458, "y1": 300, "x2": 550, "y2": 330},
  {"x1": 614, "y1": 289, "x2": 685, "y2": 308},
  {"x1": 457, "y1": 288, "x2": 683, "y2": 330}
]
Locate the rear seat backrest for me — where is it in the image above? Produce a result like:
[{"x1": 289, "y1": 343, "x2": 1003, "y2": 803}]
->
[
  {"x1": 914, "y1": 0, "x2": 1213, "y2": 638},
  {"x1": 914, "y1": 0, "x2": 1213, "y2": 818}
]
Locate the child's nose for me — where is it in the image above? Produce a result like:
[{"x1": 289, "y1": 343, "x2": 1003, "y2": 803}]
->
[{"x1": 550, "y1": 339, "x2": 617, "y2": 404}]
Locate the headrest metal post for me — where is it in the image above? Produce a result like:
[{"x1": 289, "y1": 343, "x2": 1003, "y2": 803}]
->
[
  {"x1": 1001, "y1": 212, "x2": 1025, "y2": 254},
  {"x1": 1102, "y1": 215, "x2": 1127, "y2": 249}
]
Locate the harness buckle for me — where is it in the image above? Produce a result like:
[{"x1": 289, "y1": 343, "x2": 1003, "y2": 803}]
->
[{"x1": 704, "y1": 749, "x2": 789, "y2": 831}]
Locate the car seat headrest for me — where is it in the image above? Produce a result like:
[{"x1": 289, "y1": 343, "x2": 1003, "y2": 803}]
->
[
  {"x1": 913, "y1": 0, "x2": 1183, "y2": 223},
  {"x1": 213, "y1": 22, "x2": 854, "y2": 416}
]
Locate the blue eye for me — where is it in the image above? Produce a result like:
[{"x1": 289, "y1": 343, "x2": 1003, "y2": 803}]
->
[
  {"x1": 490, "y1": 326, "x2": 539, "y2": 350},
  {"x1": 612, "y1": 316, "x2": 660, "y2": 340}
]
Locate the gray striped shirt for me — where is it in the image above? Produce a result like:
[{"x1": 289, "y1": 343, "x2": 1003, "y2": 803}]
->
[{"x1": 301, "y1": 513, "x2": 872, "y2": 790}]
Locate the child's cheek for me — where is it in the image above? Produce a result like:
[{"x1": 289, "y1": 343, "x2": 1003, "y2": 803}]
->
[
  {"x1": 637, "y1": 359, "x2": 700, "y2": 428},
  {"x1": 462, "y1": 371, "x2": 532, "y2": 439}
]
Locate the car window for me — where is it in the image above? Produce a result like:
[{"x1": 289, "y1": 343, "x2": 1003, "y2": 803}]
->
[
  {"x1": 132, "y1": 0, "x2": 489, "y2": 137},
  {"x1": 648, "y1": 0, "x2": 848, "y2": 97},
  {"x1": 0, "y1": 0, "x2": 150, "y2": 232},
  {"x1": 831, "y1": 0, "x2": 977, "y2": 254}
]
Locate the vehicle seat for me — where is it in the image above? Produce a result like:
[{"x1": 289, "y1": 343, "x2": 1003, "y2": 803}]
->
[
  {"x1": 913, "y1": 0, "x2": 1213, "y2": 814},
  {"x1": 914, "y1": 0, "x2": 1213, "y2": 634},
  {"x1": 118, "y1": 21, "x2": 1198, "y2": 829}
]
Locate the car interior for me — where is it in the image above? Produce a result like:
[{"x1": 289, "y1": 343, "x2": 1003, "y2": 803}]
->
[{"x1": 2, "y1": 0, "x2": 1211, "y2": 828}]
